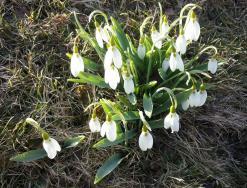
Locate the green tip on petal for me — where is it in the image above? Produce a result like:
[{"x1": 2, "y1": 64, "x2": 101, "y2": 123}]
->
[
  {"x1": 139, "y1": 36, "x2": 145, "y2": 44},
  {"x1": 163, "y1": 15, "x2": 168, "y2": 23},
  {"x1": 94, "y1": 21, "x2": 100, "y2": 28},
  {"x1": 170, "y1": 105, "x2": 176, "y2": 113},
  {"x1": 190, "y1": 10, "x2": 197, "y2": 20},
  {"x1": 42, "y1": 132, "x2": 49, "y2": 140},
  {"x1": 109, "y1": 37, "x2": 115, "y2": 46},
  {"x1": 73, "y1": 45, "x2": 78, "y2": 53},
  {"x1": 151, "y1": 26, "x2": 156, "y2": 32},
  {"x1": 191, "y1": 85, "x2": 196, "y2": 91},
  {"x1": 142, "y1": 124, "x2": 148, "y2": 133}
]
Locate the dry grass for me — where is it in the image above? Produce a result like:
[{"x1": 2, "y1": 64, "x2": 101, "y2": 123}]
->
[{"x1": 0, "y1": 0, "x2": 246, "y2": 187}]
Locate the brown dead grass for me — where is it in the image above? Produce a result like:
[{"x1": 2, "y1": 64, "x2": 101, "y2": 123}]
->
[{"x1": 0, "y1": 0, "x2": 246, "y2": 187}]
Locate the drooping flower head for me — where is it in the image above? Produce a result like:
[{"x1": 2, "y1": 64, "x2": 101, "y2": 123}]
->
[
  {"x1": 160, "y1": 15, "x2": 169, "y2": 37},
  {"x1": 198, "y1": 83, "x2": 207, "y2": 106},
  {"x1": 169, "y1": 48, "x2": 184, "y2": 72},
  {"x1": 100, "y1": 114, "x2": 117, "y2": 142},
  {"x1": 151, "y1": 26, "x2": 162, "y2": 49},
  {"x1": 138, "y1": 125, "x2": 153, "y2": 151},
  {"x1": 184, "y1": 10, "x2": 200, "y2": 41},
  {"x1": 70, "y1": 46, "x2": 84, "y2": 77},
  {"x1": 162, "y1": 58, "x2": 170, "y2": 72},
  {"x1": 104, "y1": 64, "x2": 120, "y2": 90},
  {"x1": 208, "y1": 58, "x2": 218, "y2": 74},
  {"x1": 104, "y1": 39, "x2": 122, "y2": 69},
  {"x1": 164, "y1": 105, "x2": 180, "y2": 133},
  {"x1": 42, "y1": 132, "x2": 61, "y2": 159},
  {"x1": 122, "y1": 69, "x2": 135, "y2": 95},
  {"x1": 137, "y1": 36, "x2": 146, "y2": 60},
  {"x1": 188, "y1": 85, "x2": 201, "y2": 107},
  {"x1": 89, "y1": 111, "x2": 101, "y2": 133},
  {"x1": 95, "y1": 21, "x2": 110, "y2": 48},
  {"x1": 175, "y1": 30, "x2": 187, "y2": 54}
]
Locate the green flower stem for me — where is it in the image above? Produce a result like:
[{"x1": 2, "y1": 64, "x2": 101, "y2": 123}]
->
[
  {"x1": 152, "y1": 87, "x2": 177, "y2": 109},
  {"x1": 25, "y1": 118, "x2": 47, "y2": 137},
  {"x1": 158, "y1": 72, "x2": 184, "y2": 88},
  {"x1": 146, "y1": 45, "x2": 155, "y2": 83}
]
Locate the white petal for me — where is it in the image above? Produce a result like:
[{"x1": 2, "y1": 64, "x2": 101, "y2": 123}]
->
[
  {"x1": 108, "y1": 66, "x2": 120, "y2": 90},
  {"x1": 106, "y1": 121, "x2": 117, "y2": 142},
  {"x1": 146, "y1": 131, "x2": 153, "y2": 149},
  {"x1": 160, "y1": 23, "x2": 169, "y2": 36},
  {"x1": 124, "y1": 77, "x2": 134, "y2": 94},
  {"x1": 151, "y1": 31, "x2": 162, "y2": 49},
  {"x1": 170, "y1": 113, "x2": 180, "y2": 133},
  {"x1": 164, "y1": 113, "x2": 172, "y2": 129},
  {"x1": 112, "y1": 47, "x2": 122, "y2": 68},
  {"x1": 101, "y1": 26, "x2": 110, "y2": 43},
  {"x1": 137, "y1": 44, "x2": 146, "y2": 59},
  {"x1": 104, "y1": 48, "x2": 113, "y2": 69},
  {"x1": 208, "y1": 59, "x2": 218, "y2": 74},
  {"x1": 175, "y1": 53, "x2": 184, "y2": 72},
  {"x1": 175, "y1": 35, "x2": 187, "y2": 54},
  {"x1": 96, "y1": 28, "x2": 104, "y2": 48},
  {"x1": 162, "y1": 59, "x2": 170, "y2": 72},
  {"x1": 193, "y1": 21, "x2": 200, "y2": 41},
  {"x1": 189, "y1": 91, "x2": 201, "y2": 107},
  {"x1": 71, "y1": 53, "x2": 84, "y2": 77},
  {"x1": 43, "y1": 139, "x2": 57, "y2": 159},
  {"x1": 182, "y1": 99, "x2": 189, "y2": 110},
  {"x1": 138, "y1": 132, "x2": 148, "y2": 151},
  {"x1": 89, "y1": 117, "x2": 101, "y2": 132},
  {"x1": 50, "y1": 138, "x2": 61, "y2": 152},
  {"x1": 100, "y1": 122, "x2": 108, "y2": 137},
  {"x1": 184, "y1": 19, "x2": 194, "y2": 41},
  {"x1": 199, "y1": 90, "x2": 207, "y2": 106},
  {"x1": 169, "y1": 53, "x2": 176, "y2": 72}
]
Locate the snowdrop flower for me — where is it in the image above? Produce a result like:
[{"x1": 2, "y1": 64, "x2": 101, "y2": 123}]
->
[
  {"x1": 181, "y1": 99, "x2": 189, "y2": 110},
  {"x1": 42, "y1": 132, "x2": 61, "y2": 159},
  {"x1": 137, "y1": 37, "x2": 146, "y2": 60},
  {"x1": 123, "y1": 73, "x2": 135, "y2": 94},
  {"x1": 184, "y1": 11, "x2": 200, "y2": 41},
  {"x1": 198, "y1": 84, "x2": 207, "y2": 106},
  {"x1": 89, "y1": 113, "x2": 101, "y2": 132},
  {"x1": 138, "y1": 126, "x2": 153, "y2": 151},
  {"x1": 169, "y1": 51, "x2": 184, "y2": 72},
  {"x1": 160, "y1": 15, "x2": 169, "y2": 36},
  {"x1": 104, "y1": 45, "x2": 122, "y2": 69},
  {"x1": 151, "y1": 26, "x2": 162, "y2": 49},
  {"x1": 100, "y1": 115, "x2": 117, "y2": 142},
  {"x1": 95, "y1": 22, "x2": 110, "y2": 48},
  {"x1": 175, "y1": 34, "x2": 187, "y2": 54},
  {"x1": 164, "y1": 105, "x2": 180, "y2": 133},
  {"x1": 70, "y1": 48, "x2": 84, "y2": 77},
  {"x1": 104, "y1": 65, "x2": 120, "y2": 90},
  {"x1": 208, "y1": 58, "x2": 218, "y2": 74},
  {"x1": 189, "y1": 88, "x2": 201, "y2": 107},
  {"x1": 162, "y1": 58, "x2": 170, "y2": 72}
]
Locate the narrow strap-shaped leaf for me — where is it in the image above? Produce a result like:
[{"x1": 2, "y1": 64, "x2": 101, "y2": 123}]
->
[
  {"x1": 93, "y1": 130, "x2": 137, "y2": 149},
  {"x1": 10, "y1": 149, "x2": 47, "y2": 162},
  {"x1": 63, "y1": 135, "x2": 85, "y2": 148},
  {"x1": 112, "y1": 111, "x2": 139, "y2": 121},
  {"x1": 149, "y1": 119, "x2": 164, "y2": 129},
  {"x1": 83, "y1": 57, "x2": 102, "y2": 72},
  {"x1": 94, "y1": 153, "x2": 125, "y2": 184},
  {"x1": 143, "y1": 93, "x2": 153, "y2": 118},
  {"x1": 68, "y1": 72, "x2": 109, "y2": 88}
]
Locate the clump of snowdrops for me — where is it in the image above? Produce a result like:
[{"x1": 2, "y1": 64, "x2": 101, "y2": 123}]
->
[{"x1": 11, "y1": 3, "x2": 220, "y2": 184}]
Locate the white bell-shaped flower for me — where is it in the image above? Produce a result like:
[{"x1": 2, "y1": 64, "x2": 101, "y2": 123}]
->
[
  {"x1": 123, "y1": 74, "x2": 135, "y2": 94},
  {"x1": 138, "y1": 129, "x2": 153, "y2": 151},
  {"x1": 164, "y1": 106, "x2": 180, "y2": 133},
  {"x1": 100, "y1": 116, "x2": 117, "y2": 142},
  {"x1": 137, "y1": 44, "x2": 146, "y2": 60},
  {"x1": 189, "y1": 90, "x2": 201, "y2": 107},
  {"x1": 104, "y1": 65, "x2": 120, "y2": 90},
  {"x1": 208, "y1": 59, "x2": 218, "y2": 74},
  {"x1": 169, "y1": 52, "x2": 184, "y2": 72},
  {"x1": 184, "y1": 11, "x2": 200, "y2": 41},
  {"x1": 198, "y1": 84, "x2": 207, "y2": 106},
  {"x1": 104, "y1": 46, "x2": 122, "y2": 69},
  {"x1": 70, "y1": 52, "x2": 84, "y2": 77},
  {"x1": 175, "y1": 34, "x2": 187, "y2": 54},
  {"x1": 42, "y1": 133, "x2": 61, "y2": 159},
  {"x1": 89, "y1": 116, "x2": 101, "y2": 133},
  {"x1": 181, "y1": 99, "x2": 190, "y2": 111},
  {"x1": 151, "y1": 27, "x2": 162, "y2": 49},
  {"x1": 160, "y1": 16, "x2": 169, "y2": 36},
  {"x1": 162, "y1": 58, "x2": 170, "y2": 72},
  {"x1": 95, "y1": 26, "x2": 104, "y2": 48}
]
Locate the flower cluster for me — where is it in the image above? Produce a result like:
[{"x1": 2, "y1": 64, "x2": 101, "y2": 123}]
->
[{"x1": 68, "y1": 3, "x2": 219, "y2": 153}]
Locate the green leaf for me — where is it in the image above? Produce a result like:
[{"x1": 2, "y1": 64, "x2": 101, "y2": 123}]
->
[
  {"x1": 63, "y1": 135, "x2": 85, "y2": 148},
  {"x1": 83, "y1": 57, "x2": 102, "y2": 72},
  {"x1": 10, "y1": 149, "x2": 47, "y2": 162},
  {"x1": 143, "y1": 93, "x2": 153, "y2": 118},
  {"x1": 94, "y1": 153, "x2": 125, "y2": 184},
  {"x1": 149, "y1": 119, "x2": 164, "y2": 129},
  {"x1": 127, "y1": 93, "x2": 137, "y2": 105},
  {"x1": 112, "y1": 111, "x2": 139, "y2": 121},
  {"x1": 93, "y1": 130, "x2": 137, "y2": 149},
  {"x1": 100, "y1": 99, "x2": 114, "y2": 114},
  {"x1": 68, "y1": 72, "x2": 109, "y2": 88}
]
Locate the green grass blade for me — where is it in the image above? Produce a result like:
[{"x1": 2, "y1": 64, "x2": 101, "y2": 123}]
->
[
  {"x1": 63, "y1": 135, "x2": 85, "y2": 149},
  {"x1": 10, "y1": 149, "x2": 47, "y2": 162}
]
